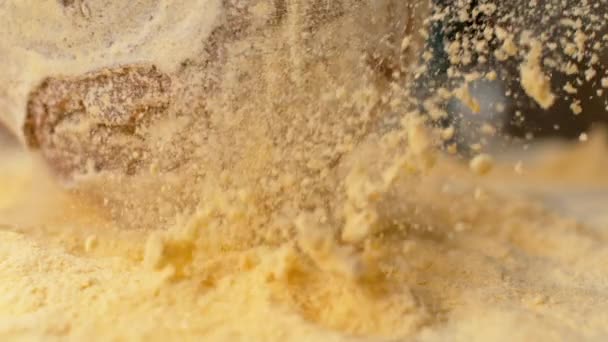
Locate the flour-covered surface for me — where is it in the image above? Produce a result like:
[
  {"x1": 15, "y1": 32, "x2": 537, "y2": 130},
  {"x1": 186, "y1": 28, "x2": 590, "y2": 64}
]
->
[{"x1": 2, "y1": 139, "x2": 608, "y2": 341}]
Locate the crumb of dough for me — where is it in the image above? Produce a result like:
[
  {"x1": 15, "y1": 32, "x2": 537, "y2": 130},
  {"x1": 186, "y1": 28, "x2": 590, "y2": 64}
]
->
[
  {"x1": 571, "y1": 100, "x2": 583, "y2": 115},
  {"x1": 440, "y1": 126, "x2": 455, "y2": 141},
  {"x1": 469, "y1": 154, "x2": 494, "y2": 176},
  {"x1": 585, "y1": 68, "x2": 597, "y2": 82},
  {"x1": 564, "y1": 62, "x2": 579, "y2": 75},
  {"x1": 564, "y1": 82, "x2": 578, "y2": 94},
  {"x1": 453, "y1": 84, "x2": 481, "y2": 113},
  {"x1": 84, "y1": 235, "x2": 98, "y2": 253},
  {"x1": 520, "y1": 41, "x2": 556, "y2": 109}
]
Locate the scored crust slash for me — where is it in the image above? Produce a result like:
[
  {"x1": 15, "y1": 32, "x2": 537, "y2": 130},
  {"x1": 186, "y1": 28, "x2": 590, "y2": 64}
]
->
[{"x1": 24, "y1": 65, "x2": 172, "y2": 179}]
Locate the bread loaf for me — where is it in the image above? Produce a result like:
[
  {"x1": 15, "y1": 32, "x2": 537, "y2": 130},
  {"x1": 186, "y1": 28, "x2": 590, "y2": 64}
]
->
[{"x1": 1, "y1": 0, "x2": 429, "y2": 181}]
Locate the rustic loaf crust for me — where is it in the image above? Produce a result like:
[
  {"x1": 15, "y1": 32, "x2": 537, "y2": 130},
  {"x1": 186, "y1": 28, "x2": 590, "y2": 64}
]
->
[{"x1": 24, "y1": 65, "x2": 171, "y2": 178}]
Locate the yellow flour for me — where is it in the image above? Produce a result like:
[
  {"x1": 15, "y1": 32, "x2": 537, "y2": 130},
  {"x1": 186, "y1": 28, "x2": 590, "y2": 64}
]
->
[{"x1": 3, "y1": 137, "x2": 608, "y2": 341}]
